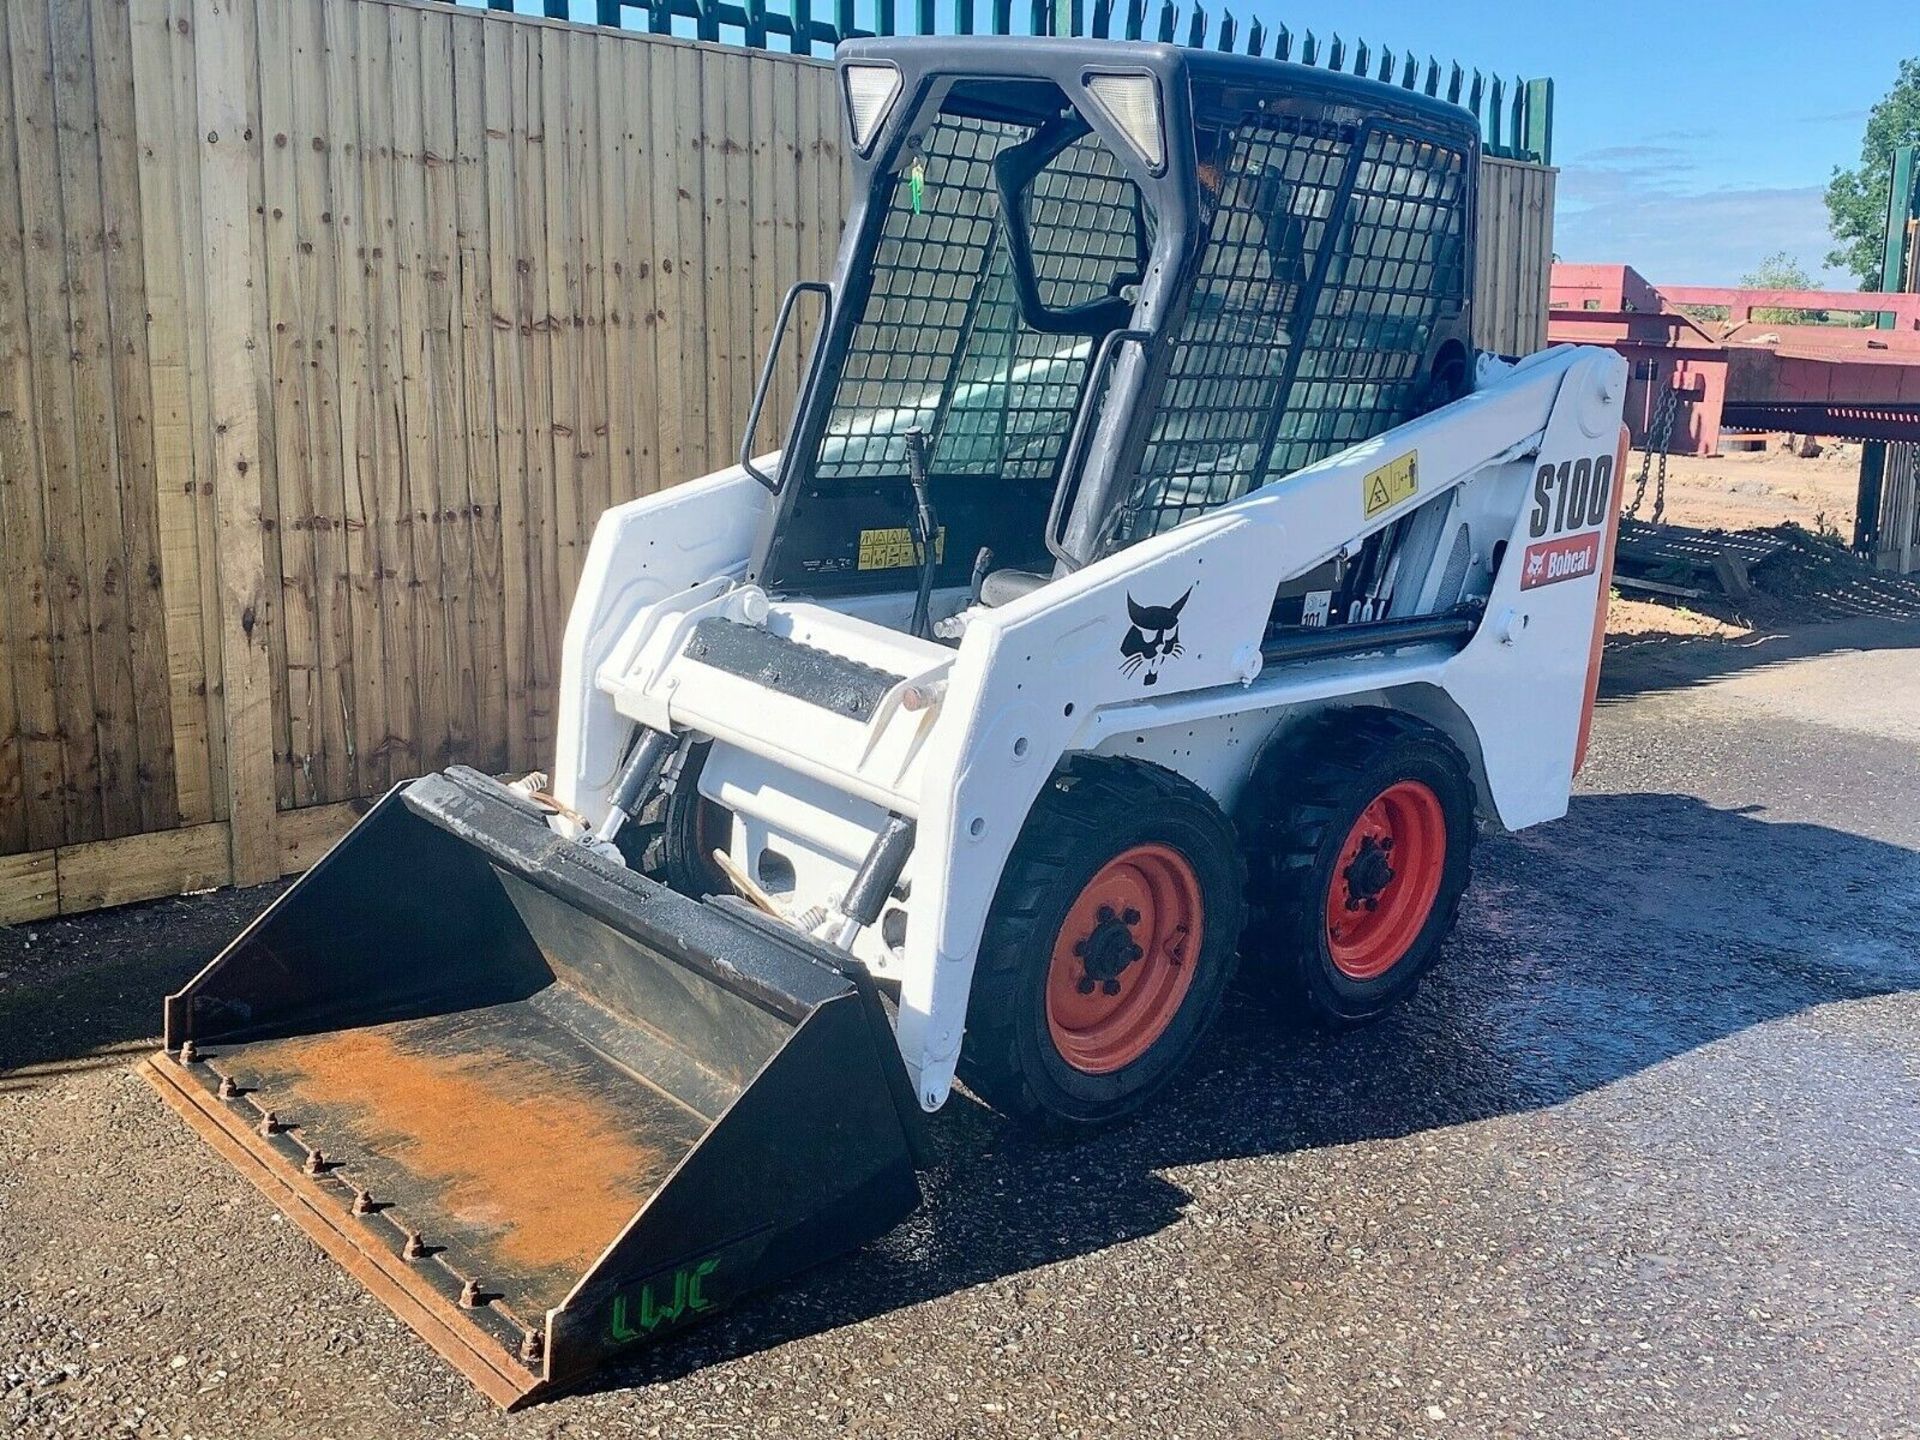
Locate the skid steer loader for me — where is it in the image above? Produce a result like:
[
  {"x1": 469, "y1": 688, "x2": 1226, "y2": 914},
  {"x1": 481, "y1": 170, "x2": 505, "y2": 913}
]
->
[{"x1": 143, "y1": 38, "x2": 1627, "y2": 1404}]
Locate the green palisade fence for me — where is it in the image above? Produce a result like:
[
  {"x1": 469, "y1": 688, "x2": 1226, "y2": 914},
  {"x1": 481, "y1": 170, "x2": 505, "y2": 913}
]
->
[{"x1": 457, "y1": 0, "x2": 1554, "y2": 163}]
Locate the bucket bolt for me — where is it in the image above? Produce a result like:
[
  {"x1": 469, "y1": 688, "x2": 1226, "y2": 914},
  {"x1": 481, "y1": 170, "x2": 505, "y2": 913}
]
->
[
  {"x1": 403, "y1": 1231, "x2": 427, "y2": 1261},
  {"x1": 304, "y1": 1150, "x2": 327, "y2": 1176},
  {"x1": 459, "y1": 1278, "x2": 484, "y2": 1309},
  {"x1": 351, "y1": 1189, "x2": 375, "y2": 1216},
  {"x1": 216, "y1": 1075, "x2": 239, "y2": 1101},
  {"x1": 1341, "y1": 835, "x2": 1396, "y2": 913},
  {"x1": 1072, "y1": 905, "x2": 1146, "y2": 996},
  {"x1": 257, "y1": 1110, "x2": 281, "y2": 1137},
  {"x1": 177, "y1": 1040, "x2": 198, "y2": 1065},
  {"x1": 519, "y1": 1330, "x2": 545, "y2": 1365}
]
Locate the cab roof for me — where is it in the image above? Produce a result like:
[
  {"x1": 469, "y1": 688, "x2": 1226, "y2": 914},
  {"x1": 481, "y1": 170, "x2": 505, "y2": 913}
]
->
[{"x1": 837, "y1": 36, "x2": 1481, "y2": 148}]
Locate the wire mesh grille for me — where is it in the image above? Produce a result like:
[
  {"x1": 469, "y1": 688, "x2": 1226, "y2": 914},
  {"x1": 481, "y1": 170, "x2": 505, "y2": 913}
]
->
[
  {"x1": 1267, "y1": 131, "x2": 1470, "y2": 477},
  {"x1": 1117, "y1": 118, "x2": 1469, "y2": 543},
  {"x1": 815, "y1": 115, "x2": 1140, "y2": 485},
  {"x1": 1121, "y1": 116, "x2": 1351, "y2": 540}
]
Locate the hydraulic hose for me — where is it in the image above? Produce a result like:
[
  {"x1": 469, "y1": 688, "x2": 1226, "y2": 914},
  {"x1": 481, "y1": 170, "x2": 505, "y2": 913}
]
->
[{"x1": 905, "y1": 427, "x2": 939, "y2": 640}]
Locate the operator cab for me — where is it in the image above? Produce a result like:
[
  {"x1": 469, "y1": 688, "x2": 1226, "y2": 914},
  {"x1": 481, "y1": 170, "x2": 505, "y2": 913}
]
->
[{"x1": 743, "y1": 39, "x2": 1479, "y2": 628}]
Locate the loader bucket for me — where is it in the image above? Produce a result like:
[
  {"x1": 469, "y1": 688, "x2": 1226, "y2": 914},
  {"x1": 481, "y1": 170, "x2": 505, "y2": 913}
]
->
[{"x1": 139, "y1": 768, "x2": 923, "y2": 1407}]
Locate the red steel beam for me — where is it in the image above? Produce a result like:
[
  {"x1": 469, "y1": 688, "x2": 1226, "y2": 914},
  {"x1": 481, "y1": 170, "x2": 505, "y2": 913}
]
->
[{"x1": 1658, "y1": 286, "x2": 1920, "y2": 330}]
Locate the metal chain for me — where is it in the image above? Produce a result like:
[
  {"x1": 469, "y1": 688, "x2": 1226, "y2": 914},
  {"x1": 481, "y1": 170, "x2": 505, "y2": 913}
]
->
[{"x1": 1626, "y1": 380, "x2": 1681, "y2": 525}]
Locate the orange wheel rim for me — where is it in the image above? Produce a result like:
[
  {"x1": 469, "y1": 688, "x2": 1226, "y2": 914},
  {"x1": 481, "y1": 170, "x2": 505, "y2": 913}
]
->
[
  {"x1": 1324, "y1": 780, "x2": 1446, "y2": 981},
  {"x1": 1045, "y1": 844, "x2": 1204, "y2": 1075}
]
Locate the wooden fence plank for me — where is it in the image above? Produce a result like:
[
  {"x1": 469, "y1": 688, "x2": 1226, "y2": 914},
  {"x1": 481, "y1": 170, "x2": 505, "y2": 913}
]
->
[
  {"x1": 597, "y1": 32, "x2": 635, "y2": 504},
  {"x1": 0, "y1": 850, "x2": 58, "y2": 926},
  {"x1": 619, "y1": 36, "x2": 659, "y2": 498},
  {"x1": 11, "y1": 0, "x2": 105, "y2": 846},
  {"x1": 419, "y1": 3, "x2": 476, "y2": 771},
  {"x1": 569, "y1": 31, "x2": 611, "y2": 543},
  {"x1": 646, "y1": 38, "x2": 693, "y2": 490},
  {"x1": 194, "y1": 0, "x2": 278, "y2": 884},
  {"x1": 387, "y1": 3, "x2": 450, "y2": 777},
  {"x1": 165, "y1": 0, "x2": 230, "y2": 824},
  {"x1": 357, "y1": 2, "x2": 420, "y2": 784},
  {"x1": 288, "y1": 0, "x2": 352, "y2": 805},
  {"x1": 0, "y1": 0, "x2": 65, "y2": 853},
  {"x1": 482, "y1": 15, "x2": 531, "y2": 770},
  {"x1": 90, "y1": 0, "x2": 180, "y2": 834},
  {"x1": 52, "y1": 0, "x2": 146, "y2": 841},
  {"x1": 453, "y1": 10, "x2": 508, "y2": 776},
  {"x1": 257, "y1": 0, "x2": 323, "y2": 807},
  {"x1": 517, "y1": 20, "x2": 558, "y2": 762},
  {"x1": 128, "y1": 0, "x2": 215, "y2": 830},
  {"x1": 58, "y1": 818, "x2": 228, "y2": 912},
  {"x1": 323, "y1": 0, "x2": 391, "y2": 797},
  {"x1": 539, "y1": 23, "x2": 579, "y2": 626}
]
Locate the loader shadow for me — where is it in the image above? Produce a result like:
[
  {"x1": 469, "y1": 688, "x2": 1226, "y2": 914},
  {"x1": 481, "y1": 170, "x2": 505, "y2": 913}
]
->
[
  {"x1": 3, "y1": 794, "x2": 1916, "y2": 1398},
  {"x1": 584, "y1": 789, "x2": 1920, "y2": 1395}
]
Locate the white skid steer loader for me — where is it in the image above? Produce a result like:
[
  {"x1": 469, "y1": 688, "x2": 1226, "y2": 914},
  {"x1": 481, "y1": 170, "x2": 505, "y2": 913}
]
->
[{"x1": 144, "y1": 38, "x2": 1627, "y2": 1405}]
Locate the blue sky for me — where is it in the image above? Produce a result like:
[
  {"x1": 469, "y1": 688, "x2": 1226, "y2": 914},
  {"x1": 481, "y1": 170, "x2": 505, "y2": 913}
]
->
[
  {"x1": 530, "y1": 0, "x2": 1910, "y2": 289},
  {"x1": 1231, "y1": 0, "x2": 1909, "y2": 289}
]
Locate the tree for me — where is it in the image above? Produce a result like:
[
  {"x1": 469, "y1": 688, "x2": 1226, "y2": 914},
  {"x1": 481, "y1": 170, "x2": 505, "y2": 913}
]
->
[
  {"x1": 1825, "y1": 57, "x2": 1920, "y2": 290},
  {"x1": 1738, "y1": 252, "x2": 1824, "y2": 324}
]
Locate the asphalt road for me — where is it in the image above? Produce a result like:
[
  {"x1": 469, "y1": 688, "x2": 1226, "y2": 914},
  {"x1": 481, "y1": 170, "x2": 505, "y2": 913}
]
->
[{"x1": 4, "y1": 617, "x2": 1918, "y2": 1440}]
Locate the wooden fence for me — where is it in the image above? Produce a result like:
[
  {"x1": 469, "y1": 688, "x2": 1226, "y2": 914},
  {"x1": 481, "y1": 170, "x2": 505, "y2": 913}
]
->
[{"x1": 0, "y1": 0, "x2": 1555, "y2": 922}]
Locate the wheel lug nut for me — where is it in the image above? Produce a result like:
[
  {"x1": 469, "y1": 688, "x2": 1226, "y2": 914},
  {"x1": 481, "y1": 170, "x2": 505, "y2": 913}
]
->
[
  {"x1": 1096, "y1": 905, "x2": 1115, "y2": 923},
  {"x1": 1101, "y1": 978, "x2": 1121, "y2": 996},
  {"x1": 1076, "y1": 975, "x2": 1096, "y2": 995},
  {"x1": 1122, "y1": 908, "x2": 1140, "y2": 926},
  {"x1": 1126, "y1": 944, "x2": 1143, "y2": 963}
]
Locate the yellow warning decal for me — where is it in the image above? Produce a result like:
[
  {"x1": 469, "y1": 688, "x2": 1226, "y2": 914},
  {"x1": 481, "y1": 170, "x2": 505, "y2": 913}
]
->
[
  {"x1": 1362, "y1": 452, "x2": 1419, "y2": 518},
  {"x1": 857, "y1": 526, "x2": 946, "y2": 571}
]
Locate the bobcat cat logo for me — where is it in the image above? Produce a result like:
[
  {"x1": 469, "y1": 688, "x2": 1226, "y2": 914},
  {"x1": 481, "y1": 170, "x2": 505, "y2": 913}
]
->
[{"x1": 1120, "y1": 588, "x2": 1190, "y2": 686}]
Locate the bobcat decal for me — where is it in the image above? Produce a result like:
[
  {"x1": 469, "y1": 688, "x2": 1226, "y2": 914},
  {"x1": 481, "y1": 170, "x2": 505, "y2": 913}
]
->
[{"x1": 1120, "y1": 588, "x2": 1190, "y2": 686}]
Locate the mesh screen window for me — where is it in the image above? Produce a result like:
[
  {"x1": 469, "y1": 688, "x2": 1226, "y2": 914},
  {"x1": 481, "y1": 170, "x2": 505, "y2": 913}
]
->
[
  {"x1": 1118, "y1": 118, "x2": 1468, "y2": 544},
  {"x1": 815, "y1": 112, "x2": 1144, "y2": 486}
]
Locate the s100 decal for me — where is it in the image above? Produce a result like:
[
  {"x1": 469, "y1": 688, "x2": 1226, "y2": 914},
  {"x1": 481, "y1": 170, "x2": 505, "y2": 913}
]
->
[
  {"x1": 1528, "y1": 454, "x2": 1613, "y2": 539},
  {"x1": 1521, "y1": 453, "x2": 1614, "y2": 591}
]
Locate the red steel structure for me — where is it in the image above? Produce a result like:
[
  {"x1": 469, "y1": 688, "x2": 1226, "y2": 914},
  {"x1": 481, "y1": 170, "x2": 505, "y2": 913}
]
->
[{"x1": 1547, "y1": 264, "x2": 1920, "y2": 453}]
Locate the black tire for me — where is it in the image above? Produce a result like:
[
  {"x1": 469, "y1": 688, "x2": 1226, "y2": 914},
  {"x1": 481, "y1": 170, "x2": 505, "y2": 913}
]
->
[
  {"x1": 958, "y1": 758, "x2": 1246, "y2": 1129},
  {"x1": 1238, "y1": 709, "x2": 1475, "y2": 1026},
  {"x1": 653, "y1": 741, "x2": 734, "y2": 899}
]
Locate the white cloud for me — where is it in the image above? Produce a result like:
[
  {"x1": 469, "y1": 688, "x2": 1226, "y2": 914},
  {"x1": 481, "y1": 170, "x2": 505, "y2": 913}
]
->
[{"x1": 1552, "y1": 144, "x2": 1853, "y2": 289}]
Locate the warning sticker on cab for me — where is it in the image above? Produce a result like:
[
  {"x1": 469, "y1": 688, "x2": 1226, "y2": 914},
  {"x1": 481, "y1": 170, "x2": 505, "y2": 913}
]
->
[
  {"x1": 1520, "y1": 532, "x2": 1602, "y2": 590},
  {"x1": 1362, "y1": 452, "x2": 1419, "y2": 518},
  {"x1": 856, "y1": 526, "x2": 946, "y2": 571}
]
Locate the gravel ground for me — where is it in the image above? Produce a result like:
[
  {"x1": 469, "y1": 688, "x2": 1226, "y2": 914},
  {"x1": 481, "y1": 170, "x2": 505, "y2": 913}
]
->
[{"x1": 4, "y1": 617, "x2": 1919, "y2": 1440}]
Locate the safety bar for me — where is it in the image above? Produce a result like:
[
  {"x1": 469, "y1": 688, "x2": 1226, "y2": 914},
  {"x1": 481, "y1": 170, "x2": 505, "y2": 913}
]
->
[
  {"x1": 1046, "y1": 326, "x2": 1153, "y2": 571},
  {"x1": 740, "y1": 280, "x2": 834, "y2": 491}
]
